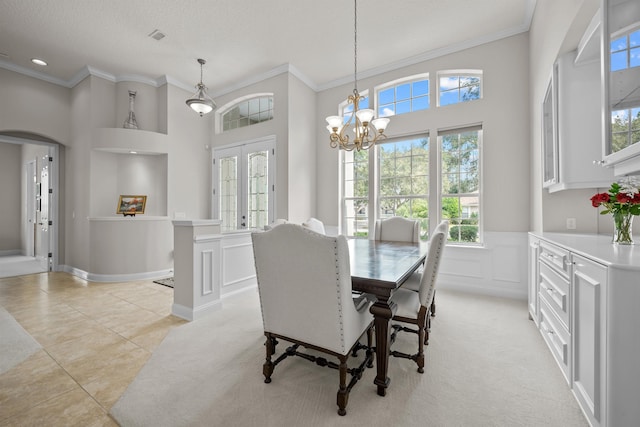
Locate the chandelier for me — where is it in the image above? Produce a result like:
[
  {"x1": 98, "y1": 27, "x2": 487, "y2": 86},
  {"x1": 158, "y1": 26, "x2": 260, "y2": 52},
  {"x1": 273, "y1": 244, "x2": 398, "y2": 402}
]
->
[
  {"x1": 325, "y1": 0, "x2": 390, "y2": 151},
  {"x1": 186, "y1": 58, "x2": 216, "y2": 116}
]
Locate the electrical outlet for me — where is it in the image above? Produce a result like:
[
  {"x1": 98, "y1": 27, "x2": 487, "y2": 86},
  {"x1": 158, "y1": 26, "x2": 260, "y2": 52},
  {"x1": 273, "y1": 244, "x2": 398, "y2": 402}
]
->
[{"x1": 566, "y1": 218, "x2": 576, "y2": 229}]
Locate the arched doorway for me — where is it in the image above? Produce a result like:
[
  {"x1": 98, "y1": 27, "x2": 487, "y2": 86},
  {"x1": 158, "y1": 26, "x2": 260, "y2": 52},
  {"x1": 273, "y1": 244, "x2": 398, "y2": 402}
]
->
[{"x1": 0, "y1": 133, "x2": 61, "y2": 278}]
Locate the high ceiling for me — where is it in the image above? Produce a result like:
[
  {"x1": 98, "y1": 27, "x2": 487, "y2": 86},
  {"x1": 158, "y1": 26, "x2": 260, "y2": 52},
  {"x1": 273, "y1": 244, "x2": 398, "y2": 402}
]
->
[{"x1": 0, "y1": 0, "x2": 536, "y2": 95}]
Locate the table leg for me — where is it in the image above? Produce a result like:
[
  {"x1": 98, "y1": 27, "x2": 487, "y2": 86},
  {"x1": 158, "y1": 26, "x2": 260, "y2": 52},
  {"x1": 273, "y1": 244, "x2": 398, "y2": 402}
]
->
[{"x1": 370, "y1": 299, "x2": 395, "y2": 396}]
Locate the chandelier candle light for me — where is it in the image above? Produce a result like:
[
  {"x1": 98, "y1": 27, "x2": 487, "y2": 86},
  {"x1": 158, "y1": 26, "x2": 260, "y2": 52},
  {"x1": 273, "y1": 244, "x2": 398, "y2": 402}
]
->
[
  {"x1": 325, "y1": 0, "x2": 390, "y2": 151},
  {"x1": 186, "y1": 58, "x2": 216, "y2": 117},
  {"x1": 590, "y1": 177, "x2": 640, "y2": 244}
]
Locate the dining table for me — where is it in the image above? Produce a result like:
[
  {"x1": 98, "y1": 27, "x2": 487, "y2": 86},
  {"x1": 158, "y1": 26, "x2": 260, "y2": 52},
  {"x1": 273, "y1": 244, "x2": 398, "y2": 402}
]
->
[{"x1": 348, "y1": 238, "x2": 428, "y2": 396}]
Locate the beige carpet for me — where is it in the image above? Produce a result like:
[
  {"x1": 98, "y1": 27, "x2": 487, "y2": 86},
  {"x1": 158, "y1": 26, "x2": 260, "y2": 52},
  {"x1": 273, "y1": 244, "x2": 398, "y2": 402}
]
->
[
  {"x1": 0, "y1": 306, "x2": 42, "y2": 374},
  {"x1": 110, "y1": 289, "x2": 588, "y2": 427}
]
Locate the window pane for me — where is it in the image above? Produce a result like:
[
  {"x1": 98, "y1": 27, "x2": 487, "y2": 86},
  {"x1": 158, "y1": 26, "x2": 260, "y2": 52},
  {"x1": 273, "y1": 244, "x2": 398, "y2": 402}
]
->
[
  {"x1": 440, "y1": 90, "x2": 459, "y2": 106},
  {"x1": 441, "y1": 130, "x2": 481, "y2": 243},
  {"x1": 379, "y1": 104, "x2": 395, "y2": 117},
  {"x1": 611, "y1": 51, "x2": 628, "y2": 71},
  {"x1": 440, "y1": 76, "x2": 459, "y2": 92},
  {"x1": 611, "y1": 36, "x2": 627, "y2": 52},
  {"x1": 248, "y1": 98, "x2": 260, "y2": 115},
  {"x1": 379, "y1": 87, "x2": 394, "y2": 105},
  {"x1": 461, "y1": 85, "x2": 480, "y2": 101},
  {"x1": 631, "y1": 47, "x2": 640, "y2": 68},
  {"x1": 377, "y1": 137, "x2": 429, "y2": 239},
  {"x1": 412, "y1": 80, "x2": 429, "y2": 96},
  {"x1": 396, "y1": 83, "x2": 411, "y2": 101},
  {"x1": 631, "y1": 30, "x2": 640, "y2": 48},
  {"x1": 396, "y1": 100, "x2": 411, "y2": 114}
]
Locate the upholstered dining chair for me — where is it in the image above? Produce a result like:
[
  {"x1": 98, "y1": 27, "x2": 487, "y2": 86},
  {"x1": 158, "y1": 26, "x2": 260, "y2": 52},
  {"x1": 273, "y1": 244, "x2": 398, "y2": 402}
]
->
[
  {"x1": 251, "y1": 224, "x2": 374, "y2": 416},
  {"x1": 301, "y1": 217, "x2": 326, "y2": 234},
  {"x1": 374, "y1": 216, "x2": 420, "y2": 243},
  {"x1": 263, "y1": 218, "x2": 288, "y2": 231},
  {"x1": 388, "y1": 222, "x2": 447, "y2": 373}
]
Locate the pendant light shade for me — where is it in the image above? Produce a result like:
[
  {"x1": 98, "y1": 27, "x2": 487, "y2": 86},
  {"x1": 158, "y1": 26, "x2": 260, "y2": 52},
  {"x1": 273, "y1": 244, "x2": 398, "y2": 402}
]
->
[{"x1": 186, "y1": 59, "x2": 216, "y2": 116}]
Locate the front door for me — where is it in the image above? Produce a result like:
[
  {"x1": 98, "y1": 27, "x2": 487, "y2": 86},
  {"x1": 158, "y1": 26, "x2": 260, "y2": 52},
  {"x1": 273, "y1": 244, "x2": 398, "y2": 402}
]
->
[{"x1": 212, "y1": 138, "x2": 275, "y2": 232}]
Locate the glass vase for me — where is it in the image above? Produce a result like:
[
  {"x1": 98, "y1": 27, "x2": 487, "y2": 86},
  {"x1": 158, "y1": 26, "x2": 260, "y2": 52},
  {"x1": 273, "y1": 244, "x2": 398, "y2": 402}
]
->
[{"x1": 612, "y1": 211, "x2": 634, "y2": 245}]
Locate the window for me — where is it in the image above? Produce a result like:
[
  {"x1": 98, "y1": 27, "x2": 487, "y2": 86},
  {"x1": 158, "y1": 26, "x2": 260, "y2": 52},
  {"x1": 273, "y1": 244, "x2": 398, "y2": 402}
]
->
[
  {"x1": 377, "y1": 76, "x2": 430, "y2": 118},
  {"x1": 378, "y1": 138, "x2": 429, "y2": 238},
  {"x1": 342, "y1": 149, "x2": 369, "y2": 237},
  {"x1": 438, "y1": 71, "x2": 482, "y2": 106},
  {"x1": 440, "y1": 127, "x2": 481, "y2": 243},
  {"x1": 221, "y1": 95, "x2": 273, "y2": 131},
  {"x1": 610, "y1": 28, "x2": 640, "y2": 72}
]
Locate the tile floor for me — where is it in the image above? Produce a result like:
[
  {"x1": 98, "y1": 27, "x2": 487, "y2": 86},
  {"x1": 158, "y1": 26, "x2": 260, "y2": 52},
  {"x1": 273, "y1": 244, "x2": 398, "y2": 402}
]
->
[{"x1": 0, "y1": 272, "x2": 185, "y2": 426}]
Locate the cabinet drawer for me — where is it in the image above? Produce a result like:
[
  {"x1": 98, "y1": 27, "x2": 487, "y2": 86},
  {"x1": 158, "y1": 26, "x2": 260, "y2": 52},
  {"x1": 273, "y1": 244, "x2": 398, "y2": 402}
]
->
[
  {"x1": 539, "y1": 240, "x2": 570, "y2": 277},
  {"x1": 539, "y1": 261, "x2": 570, "y2": 329},
  {"x1": 539, "y1": 299, "x2": 571, "y2": 385}
]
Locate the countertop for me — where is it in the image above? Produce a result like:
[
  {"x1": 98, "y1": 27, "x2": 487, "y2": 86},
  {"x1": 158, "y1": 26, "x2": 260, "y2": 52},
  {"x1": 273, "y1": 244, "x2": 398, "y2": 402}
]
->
[{"x1": 530, "y1": 232, "x2": 640, "y2": 271}]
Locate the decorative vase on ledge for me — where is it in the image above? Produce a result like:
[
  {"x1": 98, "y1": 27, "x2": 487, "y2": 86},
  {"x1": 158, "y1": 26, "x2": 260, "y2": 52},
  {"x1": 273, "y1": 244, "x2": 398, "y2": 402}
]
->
[
  {"x1": 612, "y1": 211, "x2": 634, "y2": 245},
  {"x1": 123, "y1": 90, "x2": 139, "y2": 129}
]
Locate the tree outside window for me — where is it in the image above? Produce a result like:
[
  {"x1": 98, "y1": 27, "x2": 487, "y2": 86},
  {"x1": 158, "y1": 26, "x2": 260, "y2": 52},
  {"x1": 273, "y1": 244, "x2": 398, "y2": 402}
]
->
[{"x1": 440, "y1": 129, "x2": 481, "y2": 243}]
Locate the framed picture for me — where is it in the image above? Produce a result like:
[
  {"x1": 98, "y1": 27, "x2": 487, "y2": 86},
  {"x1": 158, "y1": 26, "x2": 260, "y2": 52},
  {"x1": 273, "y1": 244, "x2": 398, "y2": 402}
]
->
[{"x1": 117, "y1": 195, "x2": 147, "y2": 215}]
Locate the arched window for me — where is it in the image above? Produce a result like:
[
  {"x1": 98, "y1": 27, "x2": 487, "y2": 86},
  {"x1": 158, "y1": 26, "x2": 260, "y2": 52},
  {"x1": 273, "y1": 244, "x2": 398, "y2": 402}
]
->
[
  {"x1": 376, "y1": 74, "x2": 429, "y2": 118},
  {"x1": 438, "y1": 70, "x2": 482, "y2": 106},
  {"x1": 220, "y1": 94, "x2": 274, "y2": 132}
]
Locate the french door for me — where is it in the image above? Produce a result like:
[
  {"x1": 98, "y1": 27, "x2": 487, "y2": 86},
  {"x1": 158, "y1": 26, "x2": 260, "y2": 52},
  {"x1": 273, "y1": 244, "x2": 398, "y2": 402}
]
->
[{"x1": 212, "y1": 137, "x2": 275, "y2": 232}]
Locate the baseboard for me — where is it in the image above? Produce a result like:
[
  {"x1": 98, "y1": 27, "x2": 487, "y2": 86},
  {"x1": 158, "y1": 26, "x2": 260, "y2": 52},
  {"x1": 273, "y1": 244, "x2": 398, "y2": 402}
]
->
[
  {"x1": 60, "y1": 265, "x2": 173, "y2": 283},
  {"x1": 438, "y1": 278, "x2": 527, "y2": 300},
  {"x1": 172, "y1": 300, "x2": 223, "y2": 321},
  {"x1": 0, "y1": 249, "x2": 22, "y2": 256}
]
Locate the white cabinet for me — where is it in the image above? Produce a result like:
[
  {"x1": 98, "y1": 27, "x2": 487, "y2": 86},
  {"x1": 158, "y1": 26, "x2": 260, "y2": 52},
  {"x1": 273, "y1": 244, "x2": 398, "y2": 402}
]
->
[
  {"x1": 547, "y1": 50, "x2": 614, "y2": 192},
  {"x1": 528, "y1": 233, "x2": 640, "y2": 427},
  {"x1": 572, "y1": 253, "x2": 607, "y2": 427}
]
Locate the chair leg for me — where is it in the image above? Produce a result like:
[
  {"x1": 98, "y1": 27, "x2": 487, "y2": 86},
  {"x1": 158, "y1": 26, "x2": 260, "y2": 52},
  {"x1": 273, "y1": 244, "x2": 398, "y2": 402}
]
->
[
  {"x1": 336, "y1": 356, "x2": 349, "y2": 416},
  {"x1": 430, "y1": 291, "x2": 437, "y2": 317},
  {"x1": 416, "y1": 324, "x2": 425, "y2": 374},
  {"x1": 366, "y1": 326, "x2": 374, "y2": 368},
  {"x1": 424, "y1": 315, "x2": 431, "y2": 346},
  {"x1": 263, "y1": 335, "x2": 276, "y2": 383}
]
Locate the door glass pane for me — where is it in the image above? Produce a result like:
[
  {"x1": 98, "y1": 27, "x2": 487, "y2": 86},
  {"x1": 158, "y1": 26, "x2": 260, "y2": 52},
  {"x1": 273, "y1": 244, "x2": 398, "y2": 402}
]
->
[
  {"x1": 219, "y1": 156, "x2": 238, "y2": 232},
  {"x1": 247, "y1": 150, "x2": 269, "y2": 230}
]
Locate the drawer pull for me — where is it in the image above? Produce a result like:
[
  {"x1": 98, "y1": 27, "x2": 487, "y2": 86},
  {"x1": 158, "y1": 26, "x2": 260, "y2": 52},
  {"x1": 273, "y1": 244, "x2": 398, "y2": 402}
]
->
[{"x1": 542, "y1": 327, "x2": 555, "y2": 335}]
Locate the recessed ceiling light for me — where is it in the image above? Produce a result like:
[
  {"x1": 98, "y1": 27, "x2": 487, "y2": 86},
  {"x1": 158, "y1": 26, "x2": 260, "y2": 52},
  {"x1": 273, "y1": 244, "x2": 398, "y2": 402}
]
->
[
  {"x1": 31, "y1": 58, "x2": 47, "y2": 66},
  {"x1": 130, "y1": 151, "x2": 138, "y2": 154}
]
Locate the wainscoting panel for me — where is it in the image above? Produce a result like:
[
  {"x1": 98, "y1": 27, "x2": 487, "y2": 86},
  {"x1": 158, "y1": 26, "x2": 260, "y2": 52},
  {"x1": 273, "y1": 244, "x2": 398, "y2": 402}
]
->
[{"x1": 438, "y1": 231, "x2": 528, "y2": 300}]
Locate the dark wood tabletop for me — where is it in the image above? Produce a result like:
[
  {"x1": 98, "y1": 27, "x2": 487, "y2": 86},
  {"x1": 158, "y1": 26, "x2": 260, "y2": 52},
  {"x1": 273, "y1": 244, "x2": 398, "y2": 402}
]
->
[{"x1": 349, "y1": 238, "x2": 428, "y2": 295}]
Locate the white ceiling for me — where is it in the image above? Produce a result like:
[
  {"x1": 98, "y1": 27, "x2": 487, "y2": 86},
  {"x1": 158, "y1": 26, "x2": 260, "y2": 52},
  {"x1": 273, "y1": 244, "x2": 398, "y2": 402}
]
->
[{"x1": 0, "y1": 0, "x2": 536, "y2": 95}]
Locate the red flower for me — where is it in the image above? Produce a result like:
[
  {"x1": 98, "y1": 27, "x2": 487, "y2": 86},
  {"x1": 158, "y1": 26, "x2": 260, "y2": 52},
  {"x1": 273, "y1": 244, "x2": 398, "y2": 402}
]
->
[
  {"x1": 616, "y1": 193, "x2": 632, "y2": 204},
  {"x1": 590, "y1": 192, "x2": 610, "y2": 207},
  {"x1": 633, "y1": 193, "x2": 640, "y2": 204}
]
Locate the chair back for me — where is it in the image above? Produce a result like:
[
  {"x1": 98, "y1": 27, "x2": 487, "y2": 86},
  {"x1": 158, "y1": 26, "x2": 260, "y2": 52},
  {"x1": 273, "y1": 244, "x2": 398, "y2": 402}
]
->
[
  {"x1": 302, "y1": 217, "x2": 326, "y2": 234},
  {"x1": 374, "y1": 216, "x2": 420, "y2": 243},
  {"x1": 418, "y1": 221, "x2": 449, "y2": 307},
  {"x1": 251, "y1": 224, "x2": 371, "y2": 355}
]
